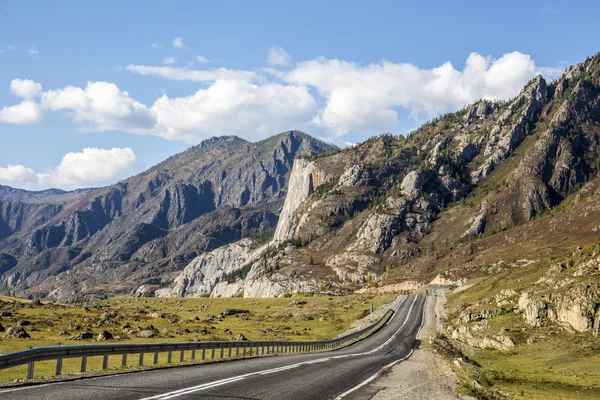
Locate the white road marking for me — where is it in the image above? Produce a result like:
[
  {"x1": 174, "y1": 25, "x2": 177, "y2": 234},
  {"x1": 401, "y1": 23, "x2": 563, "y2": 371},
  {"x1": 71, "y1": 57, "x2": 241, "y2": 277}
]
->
[
  {"x1": 139, "y1": 296, "x2": 421, "y2": 400},
  {"x1": 333, "y1": 350, "x2": 415, "y2": 400},
  {"x1": 160, "y1": 377, "x2": 246, "y2": 399},
  {"x1": 333, "y1": 296, "x2": 428, "y2": 399}
]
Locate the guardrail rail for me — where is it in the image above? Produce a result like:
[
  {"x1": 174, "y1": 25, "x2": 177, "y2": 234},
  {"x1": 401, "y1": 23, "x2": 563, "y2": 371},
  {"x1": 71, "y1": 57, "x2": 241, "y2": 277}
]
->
[{"x1": 0, "y1": 308, "x2": 394, "y2": 381}]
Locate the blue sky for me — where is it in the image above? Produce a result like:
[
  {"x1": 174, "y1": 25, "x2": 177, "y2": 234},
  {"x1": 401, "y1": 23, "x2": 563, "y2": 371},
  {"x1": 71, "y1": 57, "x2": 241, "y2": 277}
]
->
[{"x1": 0, "y1": 0, "x2": 597, "y2": 190}]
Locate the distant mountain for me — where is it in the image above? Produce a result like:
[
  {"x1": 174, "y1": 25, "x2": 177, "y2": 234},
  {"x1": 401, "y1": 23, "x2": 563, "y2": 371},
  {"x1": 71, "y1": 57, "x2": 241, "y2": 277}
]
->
[
  {"x1": 0, "y1": 185, "x2": 95, "y2": 204},
  {"x1": 0, "y1": 131, "x2": 338, "y2": 301}
]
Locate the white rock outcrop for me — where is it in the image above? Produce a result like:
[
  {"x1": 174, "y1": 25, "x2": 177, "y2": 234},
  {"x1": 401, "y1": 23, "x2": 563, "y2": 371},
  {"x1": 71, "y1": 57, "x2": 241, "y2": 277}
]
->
[
  {"x1": 163, "y1": 239, "x2": 254, "y2": 297},
  {"x1": 272, "y1": 158, "x2": 315, "y2": 243},
  {"x1": 400, "y1": 171, "x2": 424, "y2": 201}
]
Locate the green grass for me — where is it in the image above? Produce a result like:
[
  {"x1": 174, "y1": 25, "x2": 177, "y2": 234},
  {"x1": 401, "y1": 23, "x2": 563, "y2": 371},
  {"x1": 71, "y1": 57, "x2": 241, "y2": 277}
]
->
[
  {"x1": 0, "y1": 294, "x2": 396, "y2": 382},
  {"x1": 445, "y1": 254, "x2": 600, "y2": 399},
  {"x1": 471, "y1": 327, "x2": 600, "y2": 399}
]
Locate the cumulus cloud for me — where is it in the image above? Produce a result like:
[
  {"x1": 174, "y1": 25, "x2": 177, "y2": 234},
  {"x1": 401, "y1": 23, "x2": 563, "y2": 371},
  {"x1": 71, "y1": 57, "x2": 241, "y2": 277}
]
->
[
  {"x1": 27, "y1": 49, "x2": 39, "y2": 55},
  {"x1": 41, "y1": 81, "x2": 157, "y2": 132},
  {"x1": 10, "y1": 78, "x2": 42, "y2": 99},
  {"x1": 171, "y1": 37, "x2": 185, "y2": 49},
  {"x1": 0, "y1": 148, "x2": 137, "y2": 189},
  {"x1": 163, "y1": 57, "x2": 176, "y2": 65},
  {"x1": 0, "y1": 51, "x2": 561, "y2": 144},
  {"x1": 126, "y1": 64, "x2": 259, "y2": 82},
  {"x1": 0, "y1": 165, "x2": 38, "y2": 185},
  {"x1": 267, "y1": 46, "x2": 292, "y2": 66},
  {"x1": 151, "y1": 79, "x2": 317, "y2": 142},
  {"x1": 0, "y1": 100, "x2": 43, "y2": 124},
  {"x1": 282, "y1": 51, "x2": 559, "y2": 136}
]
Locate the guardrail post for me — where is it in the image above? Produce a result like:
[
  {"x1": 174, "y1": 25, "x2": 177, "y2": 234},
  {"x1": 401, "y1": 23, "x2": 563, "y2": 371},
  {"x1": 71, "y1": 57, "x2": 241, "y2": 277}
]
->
[
  {"x1": 55, "y1": 358, "x2": 63, "y2": 376},
  {"x1": 80, "y1": 356, "x2": 87, "y2": 373},
  {"x1": 27, "y1": 362, "x2": 34, "y2": 380},
  {"x1": 202, "y1": 348, "x2": 206, "y2": 360},
  {"x1": 167, "y1": 351, "x2": 172, "y2": 363},
  {"x1": 228, "y1": 347, "x2": 232, "y2": 358},
  {"x1": 211, "y1": 348, "x2": 215, "y2": 360},
  {"x1": 139, "y1": 353, "x2": 144, "y2": 366},
  {"x1": 243, "y1": 347, "x2": 246, "y2": 357},
  {"x1": 102, "y1": 355, "x2": 109, "y2": 370},
  {"x1": 191, "y1": 349, "x2": 196, "y2": 360},
  {"x1": 180, "y1": 350, "x2": 185, "y2": 362},
  {"x1": 236, "y1": 347, "x2": 239, "y2": 357},
  {"x1": 154, "y1": 352, "x2": 159, "y2": 365},
  {"x1": 219, "y1": 348, "x2": 224, "y2": 359},
  {"x1": 122, "y1": 354, "x2": 127, "y2": 367}
]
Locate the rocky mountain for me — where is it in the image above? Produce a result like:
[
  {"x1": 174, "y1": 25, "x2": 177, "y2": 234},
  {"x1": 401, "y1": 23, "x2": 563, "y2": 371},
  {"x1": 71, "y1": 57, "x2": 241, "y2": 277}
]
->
[
  {"x1": 0, "y1": 131, "x2": 337, "y2": 301},
  {"x1": 163, "y1": 53, "x2": 600, "y2": 301}
]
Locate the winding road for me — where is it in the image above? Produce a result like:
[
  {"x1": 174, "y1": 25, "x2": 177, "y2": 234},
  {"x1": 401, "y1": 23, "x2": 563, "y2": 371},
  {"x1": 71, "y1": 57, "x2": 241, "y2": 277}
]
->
[{"x1": 0, "y1": 295, "x2": 427, "y2": 400}]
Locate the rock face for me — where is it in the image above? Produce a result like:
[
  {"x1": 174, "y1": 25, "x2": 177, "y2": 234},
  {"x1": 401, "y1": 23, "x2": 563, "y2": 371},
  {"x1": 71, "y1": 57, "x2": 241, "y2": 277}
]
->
[
  {"x1": 518, "y1": 284, "x2": 600, "y2": 334},
  {"x1": 272, "y1": 158, "x2": 315, "y2": 243},
  {"x1": 400, "y1": 171, "x2": 424, "y2": 201},
  {"x1": 0, "y1": 131, "x2": 336, "y2": 301},
  {"x1": 164, "y1": 239, "x2": 255, "y2": 297}
]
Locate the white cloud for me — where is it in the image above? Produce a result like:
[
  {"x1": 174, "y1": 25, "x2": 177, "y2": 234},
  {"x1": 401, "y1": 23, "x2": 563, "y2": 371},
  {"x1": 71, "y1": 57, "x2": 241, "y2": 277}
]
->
[
  {"x1": 150, "y1": 79, "x2": 317, "y2": 142},
  {"x1": 0, "y1": 148, "x2": 137, "y2": 189},
  {"x1": 150, "y1": 43, "x2": 160, "y2": 48},
  {"x1": 0, "y1": 100, "x2": 43, "y2": 124},
  {"x1": 27, "y1": 49, "x2": 39, "y2": 55},
  {"x1": 163, "y1": 57, "x2": 176, "y2": 65},
  {"x1": 193, "y1": 55, "x2": 210, "y2": 64},
  {"x1": 0, "y1": 50, "x2": 561, "y2": 144},
  {"x1": 0, "y1": 165, "x2": 38, "y2": 185},
  {"x1": 41, "y1": 81, "x2": 157, "y2": 132},
  {"x1": 267, "y1": 46, "x2": 292, "y2": 66},
  {"x1": 126, "y1": 64, "x2": 259, "y2": 82},
  {"x1": 282, "y1": 51, "x2": 557, "y2": 136},
  {"x1": 172, "y1": 37, "x2": 185, "y2": 49},
  {"x1": 10, "y1": 79, "x2": 42, "y2": 99}
]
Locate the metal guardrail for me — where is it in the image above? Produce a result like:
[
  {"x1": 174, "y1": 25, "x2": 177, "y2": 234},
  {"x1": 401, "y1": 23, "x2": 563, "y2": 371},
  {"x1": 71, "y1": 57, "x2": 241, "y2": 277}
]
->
[{"x1": 0, "y1": 309, "x2": 394, "y2": 381}]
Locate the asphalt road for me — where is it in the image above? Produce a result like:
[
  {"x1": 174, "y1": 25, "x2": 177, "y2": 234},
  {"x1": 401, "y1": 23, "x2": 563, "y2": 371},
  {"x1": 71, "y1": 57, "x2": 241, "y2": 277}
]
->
[{"x1": 0, "y1": 295, "x2": 427, "y2": 400}]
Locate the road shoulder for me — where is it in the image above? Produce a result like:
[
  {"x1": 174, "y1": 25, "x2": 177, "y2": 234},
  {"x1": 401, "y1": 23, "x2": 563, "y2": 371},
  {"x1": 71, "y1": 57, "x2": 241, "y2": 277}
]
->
[{"x1": 368, "y1": 291, "x2": 473, "y2": 400}]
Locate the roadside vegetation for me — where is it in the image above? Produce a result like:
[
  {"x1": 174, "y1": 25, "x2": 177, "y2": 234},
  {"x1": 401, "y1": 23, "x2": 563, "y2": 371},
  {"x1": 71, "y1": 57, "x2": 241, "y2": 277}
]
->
[
  {"x1": 0, "y1": 293, "x2": 395, "y2": 383},
  {"x1": 442, "y1": 248, "x2": 600, "y2": 400}
]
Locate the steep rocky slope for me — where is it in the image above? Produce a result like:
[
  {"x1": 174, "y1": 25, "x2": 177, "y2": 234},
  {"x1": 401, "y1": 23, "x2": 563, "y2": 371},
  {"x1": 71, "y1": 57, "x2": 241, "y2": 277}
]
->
[
  {"x1": 165, "y1": 53, "x2": 600, "y2": 299},
  {"x1": 0, "y1": 131, "x2": 337, "y2": 301}
]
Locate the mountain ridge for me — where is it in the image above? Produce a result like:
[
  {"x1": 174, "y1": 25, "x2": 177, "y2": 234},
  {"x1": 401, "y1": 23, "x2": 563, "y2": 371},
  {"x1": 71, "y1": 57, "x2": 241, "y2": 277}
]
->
[{"x1": 0, "y1": 130, "x2": 338, "y2": 300}]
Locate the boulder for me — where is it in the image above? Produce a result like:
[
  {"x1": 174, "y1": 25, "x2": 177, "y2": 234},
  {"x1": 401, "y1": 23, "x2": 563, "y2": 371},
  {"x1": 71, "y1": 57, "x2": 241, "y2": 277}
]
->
[
  {"x1": 3, "y1": 326, "x2": 30, "y2": 339},
  {"x1": 138, "y1": 330, "x2": 156, "y2": 338},
  {"x1": 97, "y1": 330, "x2": 114, "y2": 341},
  {"x1": 223, "y1": 309, "x2": 249, "y2": 316},
  {"x1": 69, "y1": 330, "x2": 94, "y2": 340}
]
